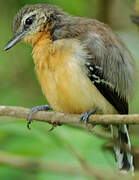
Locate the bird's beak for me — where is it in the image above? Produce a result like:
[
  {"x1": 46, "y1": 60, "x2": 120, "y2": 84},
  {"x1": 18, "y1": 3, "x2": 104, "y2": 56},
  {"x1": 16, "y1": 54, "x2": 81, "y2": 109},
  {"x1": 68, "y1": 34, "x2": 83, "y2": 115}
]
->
[{"x1": 3, "y1": 31, "x2": 26, "y2": 51}]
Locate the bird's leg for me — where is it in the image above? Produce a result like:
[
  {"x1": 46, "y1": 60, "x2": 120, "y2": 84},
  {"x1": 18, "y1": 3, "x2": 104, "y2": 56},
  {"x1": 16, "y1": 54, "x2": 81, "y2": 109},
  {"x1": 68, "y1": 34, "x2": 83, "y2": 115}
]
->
[
  {"x1": 27, "y1": 105, "x2": 52, "y2": 129},
  {"x1": 79, "y1": 108, "x2": 98, "y2": 124}
]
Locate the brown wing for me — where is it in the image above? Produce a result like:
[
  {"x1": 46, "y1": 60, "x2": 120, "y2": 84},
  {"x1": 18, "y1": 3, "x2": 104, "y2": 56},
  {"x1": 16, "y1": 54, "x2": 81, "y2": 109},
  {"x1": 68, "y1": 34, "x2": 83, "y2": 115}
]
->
[{"x1": 82, "y1": 31, "x2": 135, "y2": 114}]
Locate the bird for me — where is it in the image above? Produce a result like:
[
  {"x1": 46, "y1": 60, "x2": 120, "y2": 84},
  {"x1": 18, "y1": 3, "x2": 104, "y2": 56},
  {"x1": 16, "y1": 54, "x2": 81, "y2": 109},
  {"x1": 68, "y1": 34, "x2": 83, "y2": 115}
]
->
[{"x1": 4, "y1": 3, "x2": 136, "y2": 172}]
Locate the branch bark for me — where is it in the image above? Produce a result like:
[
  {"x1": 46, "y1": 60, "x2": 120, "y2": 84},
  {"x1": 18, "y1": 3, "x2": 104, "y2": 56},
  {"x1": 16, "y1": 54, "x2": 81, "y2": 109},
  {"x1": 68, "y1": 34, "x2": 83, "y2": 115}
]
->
[
  {"x1": 0, "y1": 106, "x2": 136, "y2": 179},
  {"x1": 0, "y1": 106, "x2": 139, "y2": 126}
]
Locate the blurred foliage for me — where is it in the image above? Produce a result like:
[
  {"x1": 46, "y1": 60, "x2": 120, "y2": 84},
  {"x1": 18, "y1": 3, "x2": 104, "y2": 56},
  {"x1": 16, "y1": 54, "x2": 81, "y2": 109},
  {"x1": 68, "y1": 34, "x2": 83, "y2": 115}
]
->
[{"x1": 0, "y1": 0, "x2": 139, "y2": 179}]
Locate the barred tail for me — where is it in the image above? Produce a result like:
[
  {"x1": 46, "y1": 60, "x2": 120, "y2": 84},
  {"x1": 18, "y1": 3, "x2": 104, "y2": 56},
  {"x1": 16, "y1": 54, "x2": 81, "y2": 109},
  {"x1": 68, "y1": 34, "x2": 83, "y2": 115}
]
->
[{"x1": 111, "y1": 125, "x2": 134, "y2": 172}]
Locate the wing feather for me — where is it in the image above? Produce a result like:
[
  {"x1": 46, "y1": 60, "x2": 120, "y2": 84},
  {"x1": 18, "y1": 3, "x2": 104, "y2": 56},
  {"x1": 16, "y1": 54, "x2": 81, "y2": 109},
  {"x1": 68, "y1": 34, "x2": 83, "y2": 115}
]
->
[{"x1": 82, "y1": 32, "x2": 135, "y2": 114}]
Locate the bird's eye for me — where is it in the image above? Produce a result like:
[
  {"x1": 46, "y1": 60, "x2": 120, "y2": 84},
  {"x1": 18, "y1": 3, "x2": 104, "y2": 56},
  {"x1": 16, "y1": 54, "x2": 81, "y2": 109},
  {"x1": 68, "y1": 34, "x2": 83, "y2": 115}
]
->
[{"x1": 25, "y1": 15, "x2": 35, "y2": 26}]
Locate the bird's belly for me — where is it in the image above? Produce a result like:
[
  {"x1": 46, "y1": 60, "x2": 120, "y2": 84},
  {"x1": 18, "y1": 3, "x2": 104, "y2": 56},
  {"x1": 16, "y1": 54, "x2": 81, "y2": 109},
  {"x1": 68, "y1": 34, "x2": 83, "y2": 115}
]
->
[{"x1": 36, "y1": 54, "x2": 117, "y2": 114}]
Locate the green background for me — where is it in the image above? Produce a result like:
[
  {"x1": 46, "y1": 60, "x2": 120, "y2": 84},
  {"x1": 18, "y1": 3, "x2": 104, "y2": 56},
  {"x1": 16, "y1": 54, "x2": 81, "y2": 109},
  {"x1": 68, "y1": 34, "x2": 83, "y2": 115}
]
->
[{"x1": 0, "y1": 0, "x2": 139, "y2": 179}]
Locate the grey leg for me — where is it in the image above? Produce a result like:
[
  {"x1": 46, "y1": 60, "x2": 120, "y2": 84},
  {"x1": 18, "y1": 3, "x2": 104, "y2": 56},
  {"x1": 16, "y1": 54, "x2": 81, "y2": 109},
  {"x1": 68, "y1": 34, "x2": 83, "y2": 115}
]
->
[
  {"x1": 79, "y1": 108, "x2": 97, "y2": 124},
  {"x1": 27, "y1": 105, "x2": 52, "y2": 129}
]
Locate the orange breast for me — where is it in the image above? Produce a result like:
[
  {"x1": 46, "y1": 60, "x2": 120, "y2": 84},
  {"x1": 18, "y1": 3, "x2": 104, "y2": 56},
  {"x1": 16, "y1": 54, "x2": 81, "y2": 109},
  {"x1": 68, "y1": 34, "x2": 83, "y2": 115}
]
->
[{"x1": 32, "y1": 34, "x2": 117, "y2": 114}]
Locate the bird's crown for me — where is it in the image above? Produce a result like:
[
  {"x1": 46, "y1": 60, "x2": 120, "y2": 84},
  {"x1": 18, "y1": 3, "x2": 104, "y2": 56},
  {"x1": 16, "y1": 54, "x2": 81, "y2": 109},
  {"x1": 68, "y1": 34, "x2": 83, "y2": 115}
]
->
[
  {"x1": 4, "y1": 4, "x2": 68, "y2": 50},
  {"x1": 13, "y1": 4, "x2": 66, "y2": 34}
]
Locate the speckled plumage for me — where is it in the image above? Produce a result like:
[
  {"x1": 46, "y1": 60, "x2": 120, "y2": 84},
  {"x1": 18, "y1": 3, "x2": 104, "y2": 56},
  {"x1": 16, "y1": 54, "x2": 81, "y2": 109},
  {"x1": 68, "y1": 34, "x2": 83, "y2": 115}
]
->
[{"x1": 13, "y1": 4, "x2": 68, "y2": 35}]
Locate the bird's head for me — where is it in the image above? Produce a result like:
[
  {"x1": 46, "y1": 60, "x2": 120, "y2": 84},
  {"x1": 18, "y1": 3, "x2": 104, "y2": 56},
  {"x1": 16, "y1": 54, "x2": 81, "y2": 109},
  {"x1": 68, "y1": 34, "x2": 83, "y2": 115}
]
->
[{"x1": 4, "y1": 4, "x2": 67, "y2": 50}]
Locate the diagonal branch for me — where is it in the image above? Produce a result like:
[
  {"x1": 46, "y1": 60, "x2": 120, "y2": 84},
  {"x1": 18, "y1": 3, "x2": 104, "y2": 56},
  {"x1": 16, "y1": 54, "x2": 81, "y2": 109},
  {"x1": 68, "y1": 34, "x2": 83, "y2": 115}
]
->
[
  {"x1": 0, "y1": 150, "x2": 96, "y2": 177},
  {"x1": 0, "y1": 150, "x2": 131, "y2": 179}
]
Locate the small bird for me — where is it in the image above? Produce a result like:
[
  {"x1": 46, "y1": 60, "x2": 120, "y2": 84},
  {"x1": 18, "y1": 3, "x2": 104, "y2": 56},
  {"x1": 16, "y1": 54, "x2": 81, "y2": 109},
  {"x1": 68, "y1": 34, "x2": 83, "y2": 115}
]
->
[{"x1": 4, "y1": 4, "x2": 136, "y2": 172}]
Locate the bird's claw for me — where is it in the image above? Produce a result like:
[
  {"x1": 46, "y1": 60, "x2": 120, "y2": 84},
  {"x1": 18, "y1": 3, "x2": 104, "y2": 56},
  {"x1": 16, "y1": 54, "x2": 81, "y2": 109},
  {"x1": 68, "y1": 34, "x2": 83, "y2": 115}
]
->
[
  {"x1": 27, "y1": 105, "x2": 52, "y2": 129},
  {"x1": 79, "y1": 109, "x2": 97, "y2": 124}
]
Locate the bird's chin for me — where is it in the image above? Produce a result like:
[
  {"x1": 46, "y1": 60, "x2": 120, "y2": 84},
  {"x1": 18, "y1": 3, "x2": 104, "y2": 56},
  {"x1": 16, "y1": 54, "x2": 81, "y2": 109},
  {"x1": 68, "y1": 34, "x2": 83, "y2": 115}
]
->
[{"x1": 23, "y1": 31, "x2": 44, "y2": 46}]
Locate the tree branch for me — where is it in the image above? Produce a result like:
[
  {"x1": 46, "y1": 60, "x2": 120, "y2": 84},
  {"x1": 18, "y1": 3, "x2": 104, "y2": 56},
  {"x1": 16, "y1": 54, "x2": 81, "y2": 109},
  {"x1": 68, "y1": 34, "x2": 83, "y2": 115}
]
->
[
  {"x1": 0, "y1": 105, "x2": 136, "y2": 179},
  {"x1": 0, "y1": 106, "x2": 139, "y2": 126},
  {"x1": 0, "y1": 150, "x2": 131, "y2": 179},
  {"x1": 0, "y1": 150, "x2": 94, "y2": 177}
]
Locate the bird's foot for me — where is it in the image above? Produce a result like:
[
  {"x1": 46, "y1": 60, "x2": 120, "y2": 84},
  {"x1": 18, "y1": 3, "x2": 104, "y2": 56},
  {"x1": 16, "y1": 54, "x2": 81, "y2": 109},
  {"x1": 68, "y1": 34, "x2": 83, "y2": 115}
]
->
[
  {"x1": 79, "y1": 108, "x2": 97, "y2": 124},
  {"x1": 27, "y1": 105, "x2": 52, "y2": 129}
]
